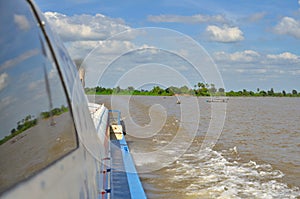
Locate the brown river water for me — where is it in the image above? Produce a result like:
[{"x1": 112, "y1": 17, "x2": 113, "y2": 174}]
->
[{"x1": 91, "y1": 95, "x2": 300, "y2": 199}]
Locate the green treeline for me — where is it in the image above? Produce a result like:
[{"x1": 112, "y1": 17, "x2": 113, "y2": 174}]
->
[
  {"x1": 85, "y1": 83, "x2": 300, "y2": 97},
  {"x1": 0, "y1": 105, "x2": 69, "y2": 145},
  {"x1": 226, "y1": 88, "x2": 300, "y2": 97},
  {"x1": 40, "y1": 105, "x2": 68, "y2": 119},
  {"x1": 0, "y1": 115, "x2": 37, "y2": 145}
]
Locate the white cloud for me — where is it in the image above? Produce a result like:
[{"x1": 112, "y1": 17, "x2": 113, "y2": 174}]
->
[
  {"x1": 0, "y1": 96, "x2": 16, "y2": 111},
  {"x1": 234, "y1": 68, "x2": 267, "y2": 75},
  {"x1": 44, "y1": 12, "x2": 139, "y2": 60},
  {"x1": 274, "y1": 69, "x2": 285, "y2": 74},
  {"x1": 28, "y1": 79, "x2": 44, "y2": 91},
  {"x1": 253, "y1": 69, "x2": 267, "y2": 74},
  {"x1": 176, "y1": 65, "x2": 189, "y2": 71},
  {"x1": 14, "y1": 14, "x2": 30, "y2": 31},
  {"x1": 0, "y1": 73, "x2": 9, "y2": 91},
  {"x1": 115, "y1": 67, "x2": 126, "y2": 72},
  {"x1": 291, "y1": 69, "x2": 300, "y2": 75},
  {"x1": 214, "y1": 50, "x2": 260, "y2": 63},
  {"x1": 44, "y1": 12, "x2": 130, "y2": 42},
  {"x1": 206, "y1": 25, "x2": 244, "y2": 42},
  {"x1": 66, "y1": 40, "x2": 137, "y2": 59},
  {"x1": 65, "y1": 40, "x2": 102, "y2": 59},
  {"x1": 147, "y1": 14, "x2": 227, "y2": 24},
  {"x1": 273, "y1": 17, "x2": 300, "y2": 39},
  {"x1": 236, "y1": 69, "x2": 245, "y2": 73},
  {"x1": 96, "y1": 40, "x2": 136, "y2": 54},
  {"x1": 0, "y1": 49, "x2": 39, "y2": 71},
  {"x1": 214, "y1": 50, "x2": 300, "y2": 66},
  {"x1": 247, "y1": 12, "x2": 266, "y2": 22},
  {"x1": 266, "y1": 52, "x2": 300, "y2": 63},
  {"x1": 214, "y1": 50, "x2": 300, "y2": 83}
]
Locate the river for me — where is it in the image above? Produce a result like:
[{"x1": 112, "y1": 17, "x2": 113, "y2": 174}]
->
[{"x1": 91, "y1": 95, "x2": 300, "y2": 198}]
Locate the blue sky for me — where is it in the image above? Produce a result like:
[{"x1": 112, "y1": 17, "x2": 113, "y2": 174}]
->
[{"x1": 35, "y1": 0, "x2": 300, "y2": 92}]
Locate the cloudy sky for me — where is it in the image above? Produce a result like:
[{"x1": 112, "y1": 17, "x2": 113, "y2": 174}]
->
[{"x1": 35, "y1": 0, "x2": 300, "y2": 92}]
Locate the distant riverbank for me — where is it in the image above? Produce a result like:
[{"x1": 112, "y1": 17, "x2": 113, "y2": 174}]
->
[{"x1": 85, "y1": 84, "x2": 300, "y2": 97}]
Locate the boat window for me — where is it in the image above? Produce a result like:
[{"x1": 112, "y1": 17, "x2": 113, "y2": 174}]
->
[{"x1": 0, "y1": 0, "x2": 77, "y2": 193}]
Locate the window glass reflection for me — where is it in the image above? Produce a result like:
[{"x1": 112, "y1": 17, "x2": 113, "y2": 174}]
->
[{"x1": 0, "y1": 1, "x2": 77, "y2": 193}]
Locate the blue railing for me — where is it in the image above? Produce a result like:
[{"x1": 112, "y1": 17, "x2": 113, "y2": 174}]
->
[
  {"x1": 108, "y1": 110, "x2": 121, "y2": 125},
  {"x1": 108, "y1": 110, "x2": 147, "y2": 199}
]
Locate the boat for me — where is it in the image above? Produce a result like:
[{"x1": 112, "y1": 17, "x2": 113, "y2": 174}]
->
[
  {"x1": 206, "y1": 97, "x2": 229, "y2": 103},
  {"x1": 0, "y1": 1, "x2": 146, "y2": 198}
]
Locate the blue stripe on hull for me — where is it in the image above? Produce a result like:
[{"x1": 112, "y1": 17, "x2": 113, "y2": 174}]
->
[{"x1": 110, "y1": 138, "x2": 147, "y2": 199}]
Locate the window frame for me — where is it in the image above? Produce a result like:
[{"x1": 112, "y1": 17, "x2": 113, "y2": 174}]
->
[{"x1": 0, "y1": 0, "x2": 80, "y2": 194}]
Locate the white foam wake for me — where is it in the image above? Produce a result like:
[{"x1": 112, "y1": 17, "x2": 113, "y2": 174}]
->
[{"x1": 170, "y1": 147, "x2": 300, "y2": 198}]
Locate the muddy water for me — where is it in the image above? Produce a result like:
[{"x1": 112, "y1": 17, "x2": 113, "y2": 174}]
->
[{"x1": 92, "y1": 95, "x2": 300, "y2": 198}]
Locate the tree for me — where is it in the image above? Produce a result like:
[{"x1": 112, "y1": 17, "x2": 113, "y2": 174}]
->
[
  {"x1": 267, "y1": 88, "x2": 274, "y2": 96},
  {"x1": 241, "y1": 89, "x2": 250, "y2": 96},
  {"x1": 197, "y1": 82, "x2": 205, "y2": 89},
  {"x1": 127, "y1": 86, "x2": 134, "y2": 92},
  {"x1": 11, "y1": 128, "x2": 16, "y2": 134},
  {"x1": 209, "y1": 84, "x2": 217, "y2": 94},
  {"x1": 218, "y1": 88, "x2": 225, "y2": 93},
  {"x1": 25, "y1": 115, "x2": 32, "y2": 122},
  {"x1": 115, "y1": 86, "x2": 121, "y2": 93},
  {"x1": 292, "y1": 89, "x2": 298, "y2": 95},
  {"x1": 259, "y1": 90, "x2": 267, "y2": 96},
  {"x1": 168, "y1": 86, "x2": 180, "y2": 94},
  {"x1": 282, "y1": 90, "x2": 286, "y2": 96},
  {"x1": 180, "y1": 86, "x2": 189, "y2": 94},
  {"x1": 150, "y1": 86, "x2": 164, "y2": 95},
  {"x1": 165, "y1": 87, "x2": 175, "y2": 95}
]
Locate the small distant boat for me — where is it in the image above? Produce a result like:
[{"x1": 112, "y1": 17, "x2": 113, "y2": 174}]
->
[
  {"x1": 176, "y1": 100, "x2": 181, "y2": 104},
  {"x1": 206, "y1": 97, "x2": 229, "y2": 103}
]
